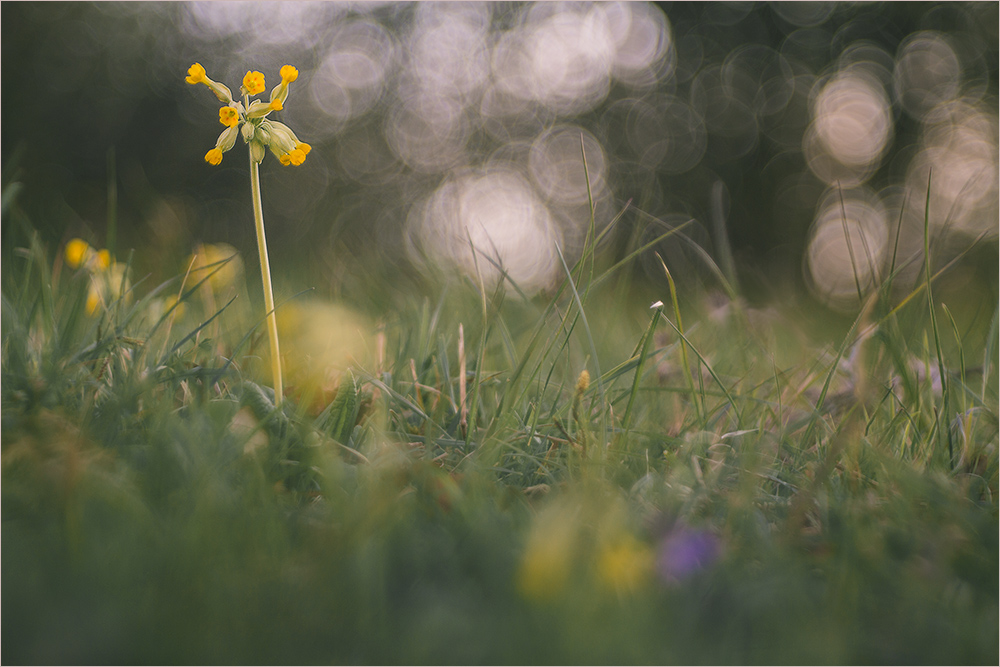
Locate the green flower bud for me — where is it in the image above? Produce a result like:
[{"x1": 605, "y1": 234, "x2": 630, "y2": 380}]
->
[
  {"x1": 217, "y1": 125, "x2": 239, "y2": 152},
  {"x1": 249, "y1": 139, "x2": 265, "y2": 164},
  {"x1": 255, "y1": 121, "x2": 272, "y2": 146},
  {"x1": 266, "y1": 121, "x2": 298, "y2": 154}
]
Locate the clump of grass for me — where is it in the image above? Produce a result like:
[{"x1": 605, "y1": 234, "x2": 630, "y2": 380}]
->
[{"x1": 1, "y1": 175, "x2": 997, "y2": 664}]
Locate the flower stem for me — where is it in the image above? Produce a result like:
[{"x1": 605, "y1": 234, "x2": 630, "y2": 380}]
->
[{"x1": 249, "y1": 155, "x2": 283, "y2": 406}]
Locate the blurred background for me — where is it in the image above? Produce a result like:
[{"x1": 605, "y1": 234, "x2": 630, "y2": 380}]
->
[{"x1": 2, "y1": 1, "x2": 997, "y2": 322}]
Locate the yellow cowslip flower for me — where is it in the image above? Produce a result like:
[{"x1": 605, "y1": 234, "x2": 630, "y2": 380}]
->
[
  {"x1": 269, "y1": 65, "x2": 299, "y2": 108},
  {"x1": 279, "y1": 146, "x2": 307, "y2": 166},
  {"x1": 65, "y1": 238, "x2": 90, "y2": 269},
  {"x1": 185, "y1": 62, "x2": 207, "y2": 85},
  {"x1": 219, "y1": 106, "x2": 239, "y2": 128},
  {"x1": 185, "y1": 62, "x2": 233, "y2": 104},
  {"x1": 188, "y1": 64, "x2": 309, "y2": 167},
  {"x1": 246, "y1": 99, "x2": 282, "y2": 120},
  {"x1": 268, "y1": 121, "x2": 311, "y2": 167},
  {"x1": 242, "y1": 70, "x2": 265, "y2": 96}
]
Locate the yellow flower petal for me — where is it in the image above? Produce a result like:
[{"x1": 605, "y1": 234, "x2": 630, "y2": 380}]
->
[
  {"x1": 280, "y1": 65, "x2": 299, "y2": 83},
  {"x1": 205, "y1": 148, "x2": 223, "y2": 165}
]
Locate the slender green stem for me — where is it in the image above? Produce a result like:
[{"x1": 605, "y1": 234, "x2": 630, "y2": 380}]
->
[{"x1": 249, "y1": 155, "x2": 283, "y2": 405}]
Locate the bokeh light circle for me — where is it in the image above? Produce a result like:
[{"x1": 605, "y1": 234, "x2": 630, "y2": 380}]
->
[
  {"x1": 804, "y1": 70, "x2": 893, "y2": 185},
  {"x1": 405, "y1": 167, "x2": 562, "y2": 293},
  {"x1": 894, "y1": 31, "x2": 962, "y2": 121},
  {"x1": 529, "y1": 126, "x2": 609, "y2": 206},
  {"x1": 805, "y1": 187, "x2": 889, "y2": 311}
]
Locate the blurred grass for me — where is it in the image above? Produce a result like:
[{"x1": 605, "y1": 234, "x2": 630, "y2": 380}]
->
[{"x1": 2, "y1": 178, "x2": 997, "y2": 665}]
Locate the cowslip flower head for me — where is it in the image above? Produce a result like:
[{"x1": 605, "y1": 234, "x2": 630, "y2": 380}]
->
[{"x1": 187, "y1": 64, "x2": 309, "y2": 167}]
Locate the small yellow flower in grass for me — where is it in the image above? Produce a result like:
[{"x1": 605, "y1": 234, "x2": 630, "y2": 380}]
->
[
  {"x1": 219, "y1": 106, "x2": 239, "y2": 128},
  {"x1": 65, "y1": 238, "x2": 90, "y2": 269},
  {"x1": 65, "y1": 239, "x2": 111, "y2": 271},
  {"x1": 242, "y1": 70, "x2": 265, "y2": 96}
]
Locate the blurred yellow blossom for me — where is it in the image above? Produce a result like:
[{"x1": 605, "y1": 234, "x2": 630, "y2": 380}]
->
[
  {"x1": 164, "y1": 294, "x2": 185, "y2": 320},
  {"x1": 64, "y1": 238, "x2": 110, "y2": 272},
  {"x1": 187, "y1": 243, "x2": 243, "y2": 293},
  {"x1": 64, "y1": 238, "x2": 90, "y2": 269},
  {"x1": 516, "y1": 502, "x2": 580, "y2": 602},
  {"x1": 597, "y1": 534, "x2": 654, "y2": 594},
  {"x1": 274, "y1": 300, "x2": 371, "y2": 400}
]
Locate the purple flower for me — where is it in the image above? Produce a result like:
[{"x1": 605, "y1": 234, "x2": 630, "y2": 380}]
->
[{"x1": 656, "y1": 525, "x2": 721, "y2": 582}]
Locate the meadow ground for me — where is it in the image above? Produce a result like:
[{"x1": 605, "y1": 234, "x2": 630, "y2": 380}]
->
[{"x1": 2, "y1": 184, "x2": 997, "y2": 664}]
